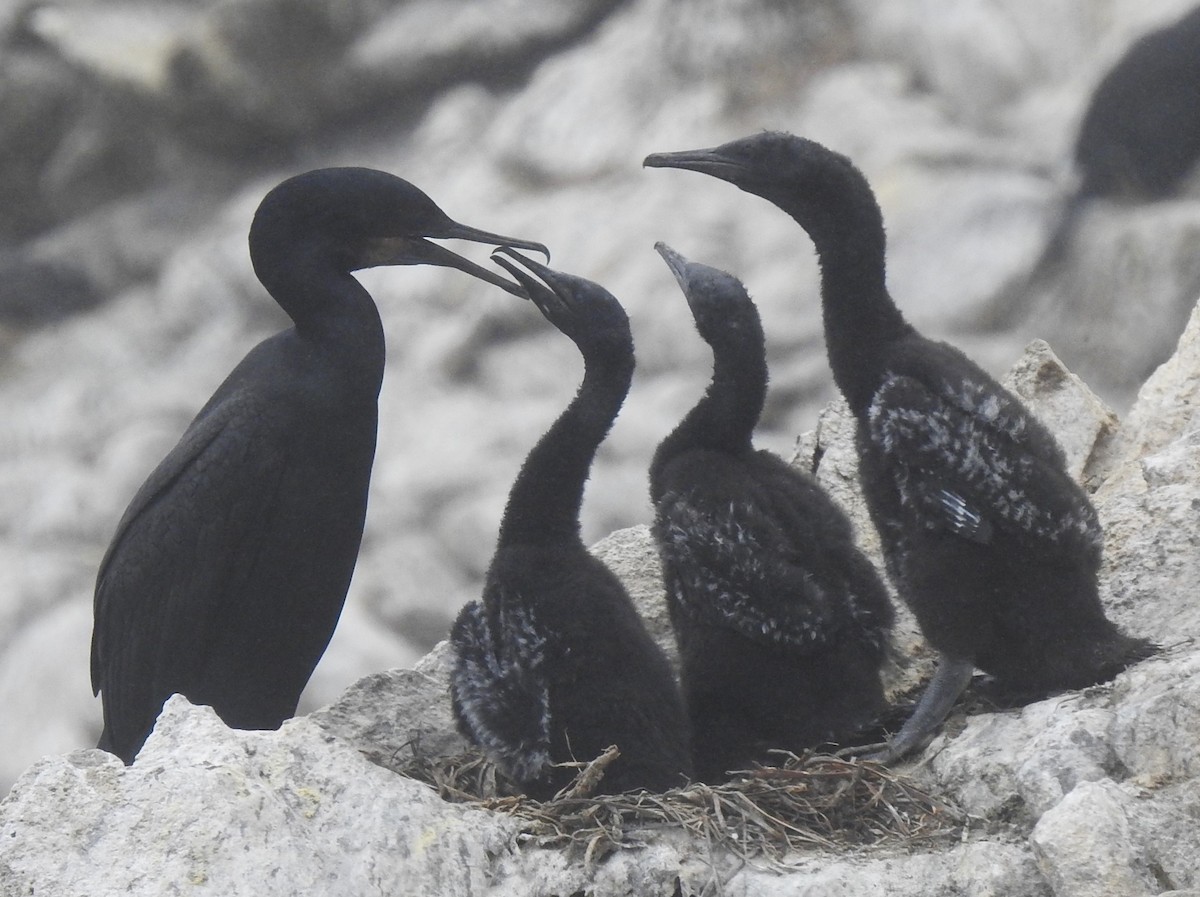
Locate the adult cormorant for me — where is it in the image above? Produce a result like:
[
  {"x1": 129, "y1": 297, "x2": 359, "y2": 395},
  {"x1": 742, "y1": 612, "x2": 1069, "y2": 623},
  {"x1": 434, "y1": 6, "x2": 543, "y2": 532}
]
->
[
  {"x1": 91, "y1": 167, "x2": 547, "y2": 764},
  {"x1": 649, "y1": 242, "x2": 894, "y2": 782},
  {"x1": 993, "y1": 7, "x2": 1200, "y2": 324},
  {"x1": 1075, "y1": 4, "x2": 1200, "y2": 201},
  {"x1": 645, "y1": 133, "x2": 1154, "y2": 762},
  {"x1": 450, "y1": 249, "x2": 692, "y2": 799}
]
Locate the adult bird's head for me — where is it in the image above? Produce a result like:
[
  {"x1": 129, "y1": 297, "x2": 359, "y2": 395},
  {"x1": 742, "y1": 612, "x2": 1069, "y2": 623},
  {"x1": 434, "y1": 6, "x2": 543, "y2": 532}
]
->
[
  {"x1": 249, "y1": 167, "x2": 549, "y2": 299},
  {"x1": 654, "y1": 242, "x2": 761, "y2": 348},
  {"x1": 644, "y1": 132, "x2": 880, "y2": 255},
  {"x1": 490, "y1": 247, "x2": 632, "y2": 361}
]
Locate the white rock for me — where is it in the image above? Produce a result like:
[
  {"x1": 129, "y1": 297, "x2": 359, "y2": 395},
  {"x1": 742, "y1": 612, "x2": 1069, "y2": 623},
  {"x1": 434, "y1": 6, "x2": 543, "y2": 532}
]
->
[
  {"x1": 308, "y1": 640, "x2": 467, "y2": 761},
  {"x1": 1030, "y1": 779, "x2": 1158, "y2": 897},
  {"x1": 1110, "y1": 651, "x2": 1200, "y2": 786},
  {"x1": 1000, "y1": 338, "x2": 1118, "y2": 482},
  {"x1": 0, "y1": 697, "x2": 521, "y2": 897}
]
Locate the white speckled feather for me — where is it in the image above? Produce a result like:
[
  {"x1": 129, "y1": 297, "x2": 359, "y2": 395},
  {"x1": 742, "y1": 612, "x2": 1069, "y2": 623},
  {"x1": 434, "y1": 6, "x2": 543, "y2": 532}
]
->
[
  {"x1": 655, "y1": 491, "x2": 886, "y2": 652},
  {"x1": 449, "y1": 589, "x2": 552, "y2": 784},
  {"x1": 868, "y1": 373, "x2": 1102, "y2": 558}
]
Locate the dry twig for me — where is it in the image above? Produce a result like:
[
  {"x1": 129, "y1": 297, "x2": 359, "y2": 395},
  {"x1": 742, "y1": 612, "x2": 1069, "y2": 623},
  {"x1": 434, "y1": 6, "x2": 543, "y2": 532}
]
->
[{"x1": 374, "y1": 744, "x2": 963, "y2": 868}]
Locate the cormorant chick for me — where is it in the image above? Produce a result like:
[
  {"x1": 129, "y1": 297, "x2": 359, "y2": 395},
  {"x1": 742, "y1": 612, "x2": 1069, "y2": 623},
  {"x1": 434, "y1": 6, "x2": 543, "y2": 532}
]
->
[
  {"x1": 650, "y1": 242, "x2": 894, "y2": 783},
  {"x1": 450, "y1": 249, "x2": 692, "y2": 798},
  {"x1": 646, "y1": 133, "x2": 1155, "y2": 762},
  {"x1": 92, "y1": 168, "x2": 547, "y2": 764}
]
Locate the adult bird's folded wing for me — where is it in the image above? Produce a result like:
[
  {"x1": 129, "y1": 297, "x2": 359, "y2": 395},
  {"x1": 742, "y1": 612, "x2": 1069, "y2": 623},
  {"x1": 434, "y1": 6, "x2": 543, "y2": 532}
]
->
[{"x1": 91, "y1": 393, "x2": 287, "y2": 759}]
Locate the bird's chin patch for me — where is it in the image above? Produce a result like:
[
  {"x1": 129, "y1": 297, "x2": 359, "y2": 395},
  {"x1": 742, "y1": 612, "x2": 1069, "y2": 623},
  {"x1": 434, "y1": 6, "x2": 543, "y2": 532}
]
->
[{"x1": 356, "y1": 235, "x2": 430, "y2": 269}]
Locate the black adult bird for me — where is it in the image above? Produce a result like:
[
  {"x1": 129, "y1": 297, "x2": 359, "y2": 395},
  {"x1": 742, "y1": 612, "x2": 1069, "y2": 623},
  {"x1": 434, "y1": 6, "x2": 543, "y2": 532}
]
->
[
  {"x1": 450, "y1": 249, "x2": 692, "y2": 799},
  {"x1": 1075, "y1": 4, "x2": 1200, "y2": 202},
  {"x1": 992, "y1": 7, "x2": 1200, "y2": 325},
  {"x1": 649, "y1": 242, "x2": 894, "y2": 782},
  {"x1": 91, "y1": 167, "x2": 547, "y2": 764},
  {"x1": 645, "y1": 132, "x2": 1154, "y2": 762}
]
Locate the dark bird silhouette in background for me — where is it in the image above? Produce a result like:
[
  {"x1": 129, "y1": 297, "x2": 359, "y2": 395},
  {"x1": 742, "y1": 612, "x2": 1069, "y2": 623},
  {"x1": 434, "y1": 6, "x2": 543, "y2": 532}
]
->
[
  {"x1": 649, "y1": 241, "x2": 894, "y2": 783},
  {"x1": 645, "y1": 132, "x2": 1155, "y2": 762},
  {"x1": 450, "y1": 249, "x2": 692, "y2": 799},
  {"x1": 1075, "y1": 4, "x2": 1200, "y2": 202},
  {"x1": 992, "y1": 5, "x2": 1200, "y2": 326},
  {"x1": 91, "y1": 167, "x2": 547, "y2": 764}
]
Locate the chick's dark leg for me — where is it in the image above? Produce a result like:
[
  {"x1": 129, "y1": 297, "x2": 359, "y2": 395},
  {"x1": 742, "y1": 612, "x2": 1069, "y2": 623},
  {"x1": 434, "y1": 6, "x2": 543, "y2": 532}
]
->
[{"x1": 861, "y1": 654, "x2": 975, "y2": 764}]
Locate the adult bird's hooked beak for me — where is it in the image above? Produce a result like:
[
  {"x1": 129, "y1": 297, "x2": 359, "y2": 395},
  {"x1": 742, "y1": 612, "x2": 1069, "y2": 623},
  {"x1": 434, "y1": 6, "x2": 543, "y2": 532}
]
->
[{"x1": 360, "y1": 222, "x2": 550, "y2": 298}]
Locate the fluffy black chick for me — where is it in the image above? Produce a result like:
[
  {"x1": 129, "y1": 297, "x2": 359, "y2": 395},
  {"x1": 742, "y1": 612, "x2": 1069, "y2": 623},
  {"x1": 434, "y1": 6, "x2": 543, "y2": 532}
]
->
[
  {"x1": 649, "y1": 242, "x2": 894, "y2": 782},
  {"x1": 450, "y1": 249, "x2": 692, "y2": 798}
]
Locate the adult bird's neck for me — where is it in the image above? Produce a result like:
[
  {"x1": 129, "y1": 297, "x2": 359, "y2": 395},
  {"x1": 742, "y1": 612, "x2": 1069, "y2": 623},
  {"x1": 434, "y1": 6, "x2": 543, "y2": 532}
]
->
[
  {"x1": 266, "y1": 263, "x2": 387, "y2": 397},
  {"x1": 651, "y1": 341, "x2": 764, "y2": 499},
  {"x1": 497, "y1": 350, "x2": 634, "y2": 548}
]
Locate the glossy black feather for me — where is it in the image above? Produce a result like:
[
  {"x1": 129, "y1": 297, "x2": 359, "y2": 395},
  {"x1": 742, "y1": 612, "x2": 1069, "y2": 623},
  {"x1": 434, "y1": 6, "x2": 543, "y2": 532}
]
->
[
  {"x1": 450, "y1": 252, "x2": 691, "y2": 798},
  {"x1": 649, "y1": 244, "x2": 893, "y2": 781},
  {"x1": 92, "y1": 168, "x2": 547, "y2": 763},
  {"x1": 646, "y1": 133, "x2": 1154, "y2": 760}
]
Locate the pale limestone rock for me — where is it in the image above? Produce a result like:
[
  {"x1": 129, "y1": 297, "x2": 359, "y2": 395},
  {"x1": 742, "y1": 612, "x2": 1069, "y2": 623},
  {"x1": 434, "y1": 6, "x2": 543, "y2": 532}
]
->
[
  {"x1": 309, "y1": 640, "x2": 467, "y2": 762},
  {"x1": 0, "y1": 698, "x2": 521, "y2": 897},
  {"x1": 1095, "y1": 301, "x2": 1200, "y2": 642},
  {"x1": 1000, "y1": 338, "x2": 1119, "y2": 482},
  {"x1": 0, "y1": 599, "x2": 100, "y2": 758},
  {"x1": 1030, "y1": 779, "x2": 1159, "y2": 897},
  {"x1": 1110, "y1": 651, "x2": 1200, "y2": 786},
  {"x1": 0, "y1": 694, "x2": 1053, "y2": 897},
  {"x1": 26, "y1": 3, "x2": 202, "y2": 94},
  {"x1": 297, "y1": 600, "x2": 423, "y2": 715},
  {"x1": 349, "y1": 0, "x2": 625, "y2": 92},
  {"x1": 1108, "y1": 298, "x2": 1200, "y2": 464},
  {"x1": 922, "y1": 696, "x2": 1121, "y2": 820},
  {"x1": 1130, "y1": 778, "x2": 1200, "y2": 893}
]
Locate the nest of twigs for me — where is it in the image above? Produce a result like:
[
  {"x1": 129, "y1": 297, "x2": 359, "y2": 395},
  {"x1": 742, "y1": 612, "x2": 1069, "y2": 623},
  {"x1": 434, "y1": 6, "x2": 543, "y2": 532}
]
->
[{"x1": 371, "y1": 742, "x2": 964, "y2": 868}]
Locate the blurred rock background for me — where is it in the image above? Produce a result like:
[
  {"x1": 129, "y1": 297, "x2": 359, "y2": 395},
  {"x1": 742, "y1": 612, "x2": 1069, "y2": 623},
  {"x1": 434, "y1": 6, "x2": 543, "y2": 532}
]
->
[{"x1": 2, "y1": 0, "x2": 1199, "y2": 791}]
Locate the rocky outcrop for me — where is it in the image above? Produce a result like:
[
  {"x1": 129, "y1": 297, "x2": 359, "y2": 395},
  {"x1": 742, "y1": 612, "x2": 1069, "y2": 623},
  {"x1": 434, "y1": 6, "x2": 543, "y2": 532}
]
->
[{"x1": 4, "y1": 315, "x2": 1200, "y2": 895}]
